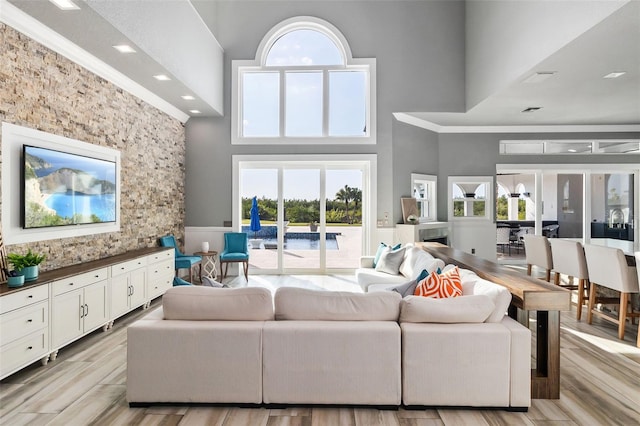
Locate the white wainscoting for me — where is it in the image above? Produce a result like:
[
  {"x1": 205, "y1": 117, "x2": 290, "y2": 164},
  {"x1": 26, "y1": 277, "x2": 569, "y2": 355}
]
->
[{"x1": 185, "y1": 226, "x2": 232, "y2": 276}]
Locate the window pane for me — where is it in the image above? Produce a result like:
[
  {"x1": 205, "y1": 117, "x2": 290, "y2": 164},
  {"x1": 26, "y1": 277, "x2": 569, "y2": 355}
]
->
[
  {"x1": 243, "y1": 73, "x2": 279, "y2": 137},
  {"x1": 266, "y1": 29, "x2": 343, "y2": 66},
  {"x1": 329, "y1": 71, "x2": 366, "y2": 136},
  {"x1": 286, "y1": 72, "x2": 322, "y2": 137}
]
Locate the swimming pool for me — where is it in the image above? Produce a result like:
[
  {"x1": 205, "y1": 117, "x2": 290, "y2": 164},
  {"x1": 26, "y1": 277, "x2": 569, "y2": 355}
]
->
[{"x1": 257, "y1": 232, "x2": 340, "y2": 250}]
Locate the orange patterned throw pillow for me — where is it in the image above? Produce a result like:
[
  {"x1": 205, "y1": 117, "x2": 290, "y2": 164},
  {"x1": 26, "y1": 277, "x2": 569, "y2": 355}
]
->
[{"x1": 414, "y1": 266, "x2": 462, "y2": 298}]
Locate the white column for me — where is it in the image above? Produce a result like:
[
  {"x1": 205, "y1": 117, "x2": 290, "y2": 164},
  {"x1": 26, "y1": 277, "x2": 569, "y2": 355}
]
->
[{"x1": 508, "y1": 196, "x2": 519, "y2": 220}]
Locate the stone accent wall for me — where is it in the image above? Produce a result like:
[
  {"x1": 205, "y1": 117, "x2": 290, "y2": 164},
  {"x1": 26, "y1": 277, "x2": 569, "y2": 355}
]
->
[{"x1": 0, "y1": 24, "x2": 186, "y2": 271}]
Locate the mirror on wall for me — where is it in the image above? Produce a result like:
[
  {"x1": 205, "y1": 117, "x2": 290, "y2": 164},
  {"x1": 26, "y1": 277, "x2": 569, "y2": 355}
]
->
[{"x1": 410, "y1": 173, "x2": 437, "y2": 222}]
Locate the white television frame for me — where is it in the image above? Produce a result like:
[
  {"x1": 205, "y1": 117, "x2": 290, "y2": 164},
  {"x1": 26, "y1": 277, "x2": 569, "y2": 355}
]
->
[{"x1": 2, "y1": 122, "x2": 121, "y2": 245}]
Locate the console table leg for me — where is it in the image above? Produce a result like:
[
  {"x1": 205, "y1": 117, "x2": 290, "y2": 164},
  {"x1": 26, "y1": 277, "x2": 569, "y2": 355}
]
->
[
  {"x1": 50, "y1": 350, "x2": 58, "y2": 361},
  {"x1": 40, "y1": 355, "x2": 50, "y2": 366},
  {"x1": 532, "y1": 310, "x2": 561, "y2": 399}
]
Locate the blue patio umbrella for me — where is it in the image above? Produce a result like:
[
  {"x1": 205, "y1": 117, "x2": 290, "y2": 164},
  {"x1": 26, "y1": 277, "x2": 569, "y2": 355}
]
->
[{"x1": 250, "y1": 196, "x2": 261, "y2": 238}]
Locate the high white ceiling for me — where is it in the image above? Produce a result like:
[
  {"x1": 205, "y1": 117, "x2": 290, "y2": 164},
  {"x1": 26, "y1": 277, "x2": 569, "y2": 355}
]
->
[{"x1": 3, "y1": 0, "x2": 639, "y2": 130}]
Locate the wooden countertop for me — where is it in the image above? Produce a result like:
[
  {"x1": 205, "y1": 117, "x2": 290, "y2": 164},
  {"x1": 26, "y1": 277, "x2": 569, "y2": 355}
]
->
[
  {"x1": 0, "y1": 247, "x2": 173, "y2": 297},
  {"x1": 418, "y1": 242, "x2": 571, "y2": 312}
]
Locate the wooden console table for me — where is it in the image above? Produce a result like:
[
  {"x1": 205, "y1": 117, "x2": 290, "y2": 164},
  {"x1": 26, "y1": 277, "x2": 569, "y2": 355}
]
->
[{"x1": 418, "y1": 242, "x2": 571, "y2": 399}]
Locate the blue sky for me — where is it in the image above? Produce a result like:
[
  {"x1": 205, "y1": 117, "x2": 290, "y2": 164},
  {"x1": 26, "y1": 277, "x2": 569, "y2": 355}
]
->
[
  {"x1": 243, "y1": 29, "x2": 366, "y2": 138},
  {"x1": 241, "y1": 168, "x2": 362, "y2": 200}
]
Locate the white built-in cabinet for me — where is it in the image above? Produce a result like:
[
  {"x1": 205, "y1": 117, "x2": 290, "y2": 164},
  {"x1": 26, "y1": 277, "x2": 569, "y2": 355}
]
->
[
  {"x1": 0, "y1": 247, "x2": 174, "y2": 380},
  {"x1": 51, "y1": 269, "x2": 109, "y2": 355},
  {"x1": 110, "y1": 258, "x2": 148, "y2": 325}
]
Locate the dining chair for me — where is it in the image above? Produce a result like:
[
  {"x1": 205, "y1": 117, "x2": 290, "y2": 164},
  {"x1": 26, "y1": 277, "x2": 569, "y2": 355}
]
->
[
  {"x1": 159, "y1": 235, "x2": 202, "y2": 283},
  {"x1": 549, "y1": 239, "x2": 589, "y2": 320},
  {"x1": 220, "y1": 232, "x2": 249, "y2": 280},
  {"x1": 496, "y1": 227, "x2": 511, "y2": 255},
  {"x1": 523, "y1": 234, "x2": 553, "y2": 282},
  {"x1": 584, "y1": 244, "x2": 639, "y2": 341}
]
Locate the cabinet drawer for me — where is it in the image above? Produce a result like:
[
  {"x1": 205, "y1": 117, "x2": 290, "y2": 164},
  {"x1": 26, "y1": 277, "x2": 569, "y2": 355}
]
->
[
  {"x1": 53, "y1": 268, "x2": 108, "y2": 296},
  {"x1": 148, "y1": 259, "x2": 174, "y2": 277},
  {"x1": 148, "y1": 249, "x2": 174, "y2": 264},
  {"x1": 0, "y1": 285, "x2": 49, "y2": 315},
  {"x1": 0, "y1": 301, "x2": 48, "y2": 346},
  {"x1": 0, "y1": 329, "x2": 49, "y2": 379},
  {"x1": 111, "y1": 257, "x2": 148, "y2": 277}
]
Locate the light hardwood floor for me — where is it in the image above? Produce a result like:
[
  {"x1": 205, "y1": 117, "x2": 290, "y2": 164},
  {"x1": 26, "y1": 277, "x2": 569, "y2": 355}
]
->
[{"x1": 1, "y1": 273, "x2": 639, "y2": 426}]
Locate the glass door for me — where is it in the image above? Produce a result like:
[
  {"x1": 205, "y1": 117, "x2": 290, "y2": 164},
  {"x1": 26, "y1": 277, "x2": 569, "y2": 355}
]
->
[
  {"x1": 237, "y1": 157, "x2": 371, "y2": 274},
  {"x1": 282, "y1": 168, "x2": 321, "y2": 271}
]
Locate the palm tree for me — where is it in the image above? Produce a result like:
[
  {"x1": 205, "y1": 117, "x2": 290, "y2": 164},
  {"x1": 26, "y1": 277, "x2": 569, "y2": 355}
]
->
[
  {"x1": 349, "y1": 187, "x2": 362, "y2": 224},
  {"x1": 335, "y1": 185, "x2": 353, "y2": 224}
]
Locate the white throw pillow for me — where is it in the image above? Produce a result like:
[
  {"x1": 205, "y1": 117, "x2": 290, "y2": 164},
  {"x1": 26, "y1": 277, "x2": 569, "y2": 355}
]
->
[
  {"x1": 399, "y1": 295, "x2": 495, "y2": 323},
  {"x1": 462, "y1": 277, "x2": 512, "y2": 323},
  {"x1": 375, "y1": 246, "x2": 406, "y2": 275}
]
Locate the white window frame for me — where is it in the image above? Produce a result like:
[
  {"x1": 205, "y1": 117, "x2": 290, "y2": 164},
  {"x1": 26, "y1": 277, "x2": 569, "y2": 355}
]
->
[
  {"x1": 448, "y1": 176, "x2": 494, "y2": 221},
  {"x1": 410, "y1": 173, "x2": 437, "y2": 222},
  {"x1": 232, "y1": 16, "x2": 376, "y2": 145}
]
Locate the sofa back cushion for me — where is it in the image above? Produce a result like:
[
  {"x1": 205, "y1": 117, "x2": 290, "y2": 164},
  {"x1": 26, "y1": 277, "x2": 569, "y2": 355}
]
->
[
  {"x1": 399, "y1": 295, "x2": 495, "y2": 323},
  {"x1": 163, "y1": 286, "x2": 274, "y2": 321},
  {"x1": 275, "y1": 287, "x2": 401, "y2": 321}
]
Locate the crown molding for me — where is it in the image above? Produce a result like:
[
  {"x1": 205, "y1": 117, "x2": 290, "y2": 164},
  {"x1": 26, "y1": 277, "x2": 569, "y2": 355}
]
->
[
  {"x1": 393, "y1": 113, "x2": 640, "y2": 134},
  {"x1": 0, "y1": 0, "x2": 189, "y2": 123}
]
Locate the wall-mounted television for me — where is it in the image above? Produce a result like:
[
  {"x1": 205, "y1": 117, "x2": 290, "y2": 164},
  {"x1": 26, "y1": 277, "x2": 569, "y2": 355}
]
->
[{"x1": 22, "y1": 145, "x2": 117, "y2": 229}]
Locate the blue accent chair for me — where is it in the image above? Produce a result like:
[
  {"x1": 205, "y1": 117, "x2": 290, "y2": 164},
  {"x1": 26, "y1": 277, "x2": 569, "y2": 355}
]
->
[
  {"x1": 173, "y1": 276, "x2": 193, "y2": 286},
  {"x1": 159, "y1": 235, "x2": 202, "y2": 283},
  {"x1": 220, "y1": 232, "x2": 249, "y2": 280}
]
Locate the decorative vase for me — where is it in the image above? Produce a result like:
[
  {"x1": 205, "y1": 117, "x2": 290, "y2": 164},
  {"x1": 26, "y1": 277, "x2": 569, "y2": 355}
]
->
[
  {"x1": 22, "y1": 265, "x2": 39, "y2": 282},
  {"x1": 201, "y1": 241, "x2": 210, "y2": 252},
  {"x1": 7, "y1": 274, "x2": 25, "y2": 288}
]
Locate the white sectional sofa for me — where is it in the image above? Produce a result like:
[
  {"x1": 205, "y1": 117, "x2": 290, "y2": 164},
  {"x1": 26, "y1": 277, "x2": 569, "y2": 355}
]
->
[{"x1": 127, "y1": 283, "x2": 531, "y2": 410}]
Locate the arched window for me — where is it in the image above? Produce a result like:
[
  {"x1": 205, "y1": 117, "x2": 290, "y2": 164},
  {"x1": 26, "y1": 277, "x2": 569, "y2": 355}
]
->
[{"x1": 232, "y1": 17, "x2": 376, "y2": 144}]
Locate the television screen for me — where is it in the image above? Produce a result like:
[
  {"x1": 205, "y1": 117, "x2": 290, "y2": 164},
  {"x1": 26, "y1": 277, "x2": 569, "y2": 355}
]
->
[{"x1": 23, "y1": 145, "x2": 117, "y2": 229}]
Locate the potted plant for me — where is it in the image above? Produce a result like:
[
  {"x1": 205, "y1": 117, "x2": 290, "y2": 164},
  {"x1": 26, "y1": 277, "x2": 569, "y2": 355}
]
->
[
  {"x1": 7, "y1": 249, "x2": 46, "y2": 282},
  {"x1": 3, "y1": 268, "x2": 25, "y2": 288},
  {"x1": 309, "y1": 221, "x2": 318, "y2": 232}
]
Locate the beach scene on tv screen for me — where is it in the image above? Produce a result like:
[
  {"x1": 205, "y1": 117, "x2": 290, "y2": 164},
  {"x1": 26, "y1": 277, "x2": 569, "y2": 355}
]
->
[{"x1": 24, "y1": 146, "x2": 116, "y2": 228}]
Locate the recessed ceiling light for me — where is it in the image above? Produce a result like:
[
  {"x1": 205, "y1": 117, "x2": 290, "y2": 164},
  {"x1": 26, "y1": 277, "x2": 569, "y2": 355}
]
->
[
  {"x1": 182, "y1": 95, "x2": 195, "y2": 100},
  {"x1": 568, "y1": 149, "x2": 577, "y2": 153},
  {"x1": 523, "y1": 72, "x2": 556, "y2": 83},
  {"x1": 522, "y1": 107, "x2": 542, "y2": 113},
  {"x1": 49, "y1": 0, "x2": 80, "y2": 10},
  {"x1": 189, "y1": 110, "x2": 201, "y2": 114},
  {"x1": 113, "y1": 44, "x2": 136, "y2": 54},
  {"x1": 603, "y1": 71, "x2": 626, "y2": 79},
  {"x1": 153, "y1": 74, "x2": 171, "y2": 81}
]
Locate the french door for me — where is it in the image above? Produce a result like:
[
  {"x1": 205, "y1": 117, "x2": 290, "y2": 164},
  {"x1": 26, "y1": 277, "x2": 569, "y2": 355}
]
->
[{"x1": 233, "y1": 155, "x2": 375, "y2": 274}]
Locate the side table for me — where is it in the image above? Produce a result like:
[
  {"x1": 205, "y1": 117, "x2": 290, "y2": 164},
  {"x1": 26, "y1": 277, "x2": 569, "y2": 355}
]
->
[{"x1": 194, "y1": 251, "x2": 218, "y2": 282}]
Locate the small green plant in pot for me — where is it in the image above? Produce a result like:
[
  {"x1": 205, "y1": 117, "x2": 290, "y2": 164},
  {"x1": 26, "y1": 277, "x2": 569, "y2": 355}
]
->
[{"x1": 7, "y1": 249, "x2": 46, "y2": 282}]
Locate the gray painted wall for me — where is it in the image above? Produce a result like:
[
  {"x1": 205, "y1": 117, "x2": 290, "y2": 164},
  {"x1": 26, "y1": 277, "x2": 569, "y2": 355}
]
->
[
  {"x1": 391, "y1": 118, "x2": 439, "y2": 224},
  {"x1": 185, "y1": 0, "x2": 465, "y2": 226}
]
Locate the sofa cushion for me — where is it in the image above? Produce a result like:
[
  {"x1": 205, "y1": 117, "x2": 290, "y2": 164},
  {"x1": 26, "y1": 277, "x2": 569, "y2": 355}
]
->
[
  {"x1": 461, "y1": 276, "x2": 512, "y2": 323},
  {"x1": 373, "y1": 242, "x2": 401, "y2": 267},
  {"x1": 275, "y1": 287, "x2": 401, "y2": 321},
  {"x1": 399, "y1": 247, "x2": 444, "y2": 280},
  {"x1": 389, "y1": 279, "x2": 419, "y2": 297},
  {"x1": 375, "y1": 246, "x2": 406, "y2": 275},
  {"x1": 162, "y1": 286, "x2": 274, "y2": 321},
  {"x1": 399, "y1": 295, "x2": 495, "y2": 323},
  {"x1": 414, "y1": 266, "x2": 462, "y2": 298}
]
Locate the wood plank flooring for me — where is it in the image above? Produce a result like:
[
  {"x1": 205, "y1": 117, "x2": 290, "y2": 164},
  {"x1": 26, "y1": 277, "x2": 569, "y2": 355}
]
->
[{"x1": 1, "y1": 274, "x2": 639, "y2": 426}]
